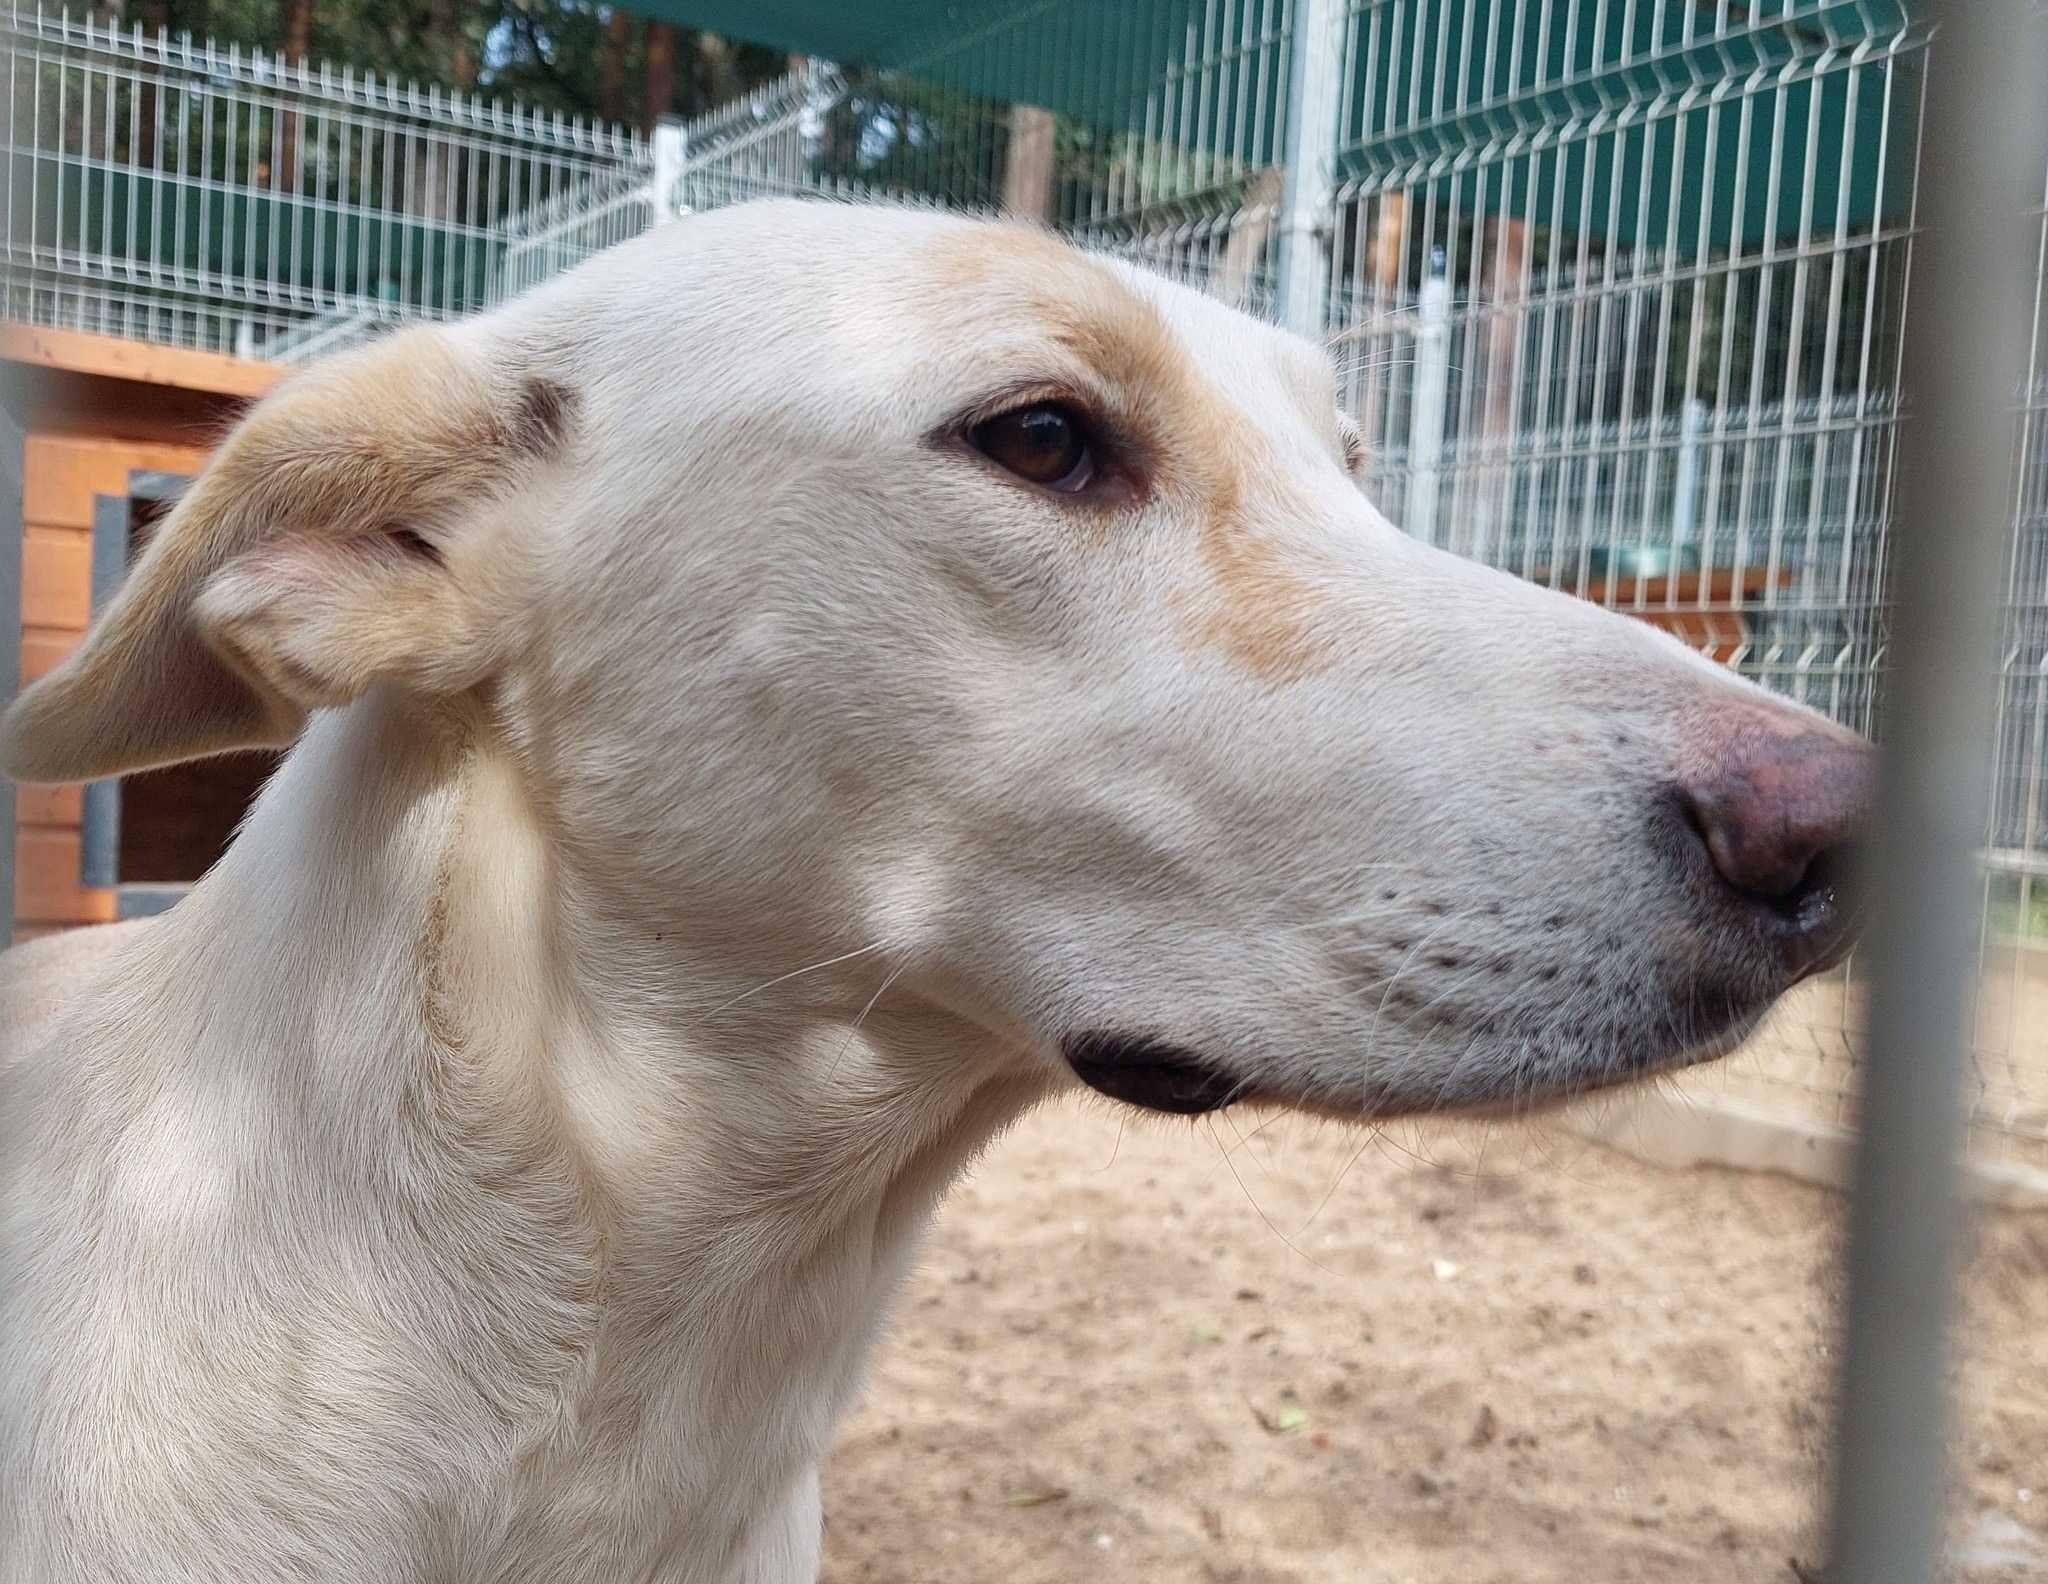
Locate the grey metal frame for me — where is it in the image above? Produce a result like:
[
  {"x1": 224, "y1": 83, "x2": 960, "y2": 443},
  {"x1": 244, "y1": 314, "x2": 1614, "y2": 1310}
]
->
[
  {"x1": 0, "y1": 370, "x2": 22, "y2": 944},
  {"x1": 76, "y1": 489, "x2": 124, "y2": 893},
  {"x1": 78, "y1": 470, "x2": 193, "y2": 921},
  {"x1": 1825, "y1": 14, "x2": 2048, "y2": 1575}
]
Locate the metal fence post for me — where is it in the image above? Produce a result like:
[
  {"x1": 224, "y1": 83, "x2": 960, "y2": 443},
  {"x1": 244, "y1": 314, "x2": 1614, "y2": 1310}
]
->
[
  {"x1": 1672, "y1": 398, "x2": 1706, "y2": 552},
  {"x1": 1407, "y1": 268, "x2": 1451, "y2": 547},
  {"x1": 76, "y1": 492, "x2": 129, "y2": 896},
  {"x1": 651, "y1": 118, "x2": 688, "y2": 223},
  {"x1": 1274, "y1": 0, "x2": 1340, "y2": 338},
  {"x1": 1823, "y1": 4, "x2": 2048, "y2": 1581},
  {"x1": 0, "y1": 383, "x2": 21, "y2": 946}
]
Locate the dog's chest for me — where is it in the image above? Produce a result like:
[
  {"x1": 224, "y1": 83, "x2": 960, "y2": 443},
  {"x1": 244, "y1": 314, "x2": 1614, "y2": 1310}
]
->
[{"x1": 437, "y1": 1226, "x2": 917, "y2": 1583}]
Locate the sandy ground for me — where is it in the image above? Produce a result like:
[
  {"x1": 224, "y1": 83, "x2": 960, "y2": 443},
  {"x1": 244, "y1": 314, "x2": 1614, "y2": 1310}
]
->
[{"x1": 821, "y1": 1101, "x2": 2048, "y2": 1584}]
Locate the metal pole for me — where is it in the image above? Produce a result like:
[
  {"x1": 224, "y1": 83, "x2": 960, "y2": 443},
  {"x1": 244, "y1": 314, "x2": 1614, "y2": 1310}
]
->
[
  {"x1": 650, "y1": 117, "x2": 687, "y2": 224},
  {"x1": 0, "y1": 374, "x2": 22, "y2": 947},
  {"x1": 1672, "y1": 398, "x2": 1705, "y2": 552},
  {"x1": 1824, "y1": 5, "x2": 2047, "y2": 1582},
  {"x1": 1273, "y1": 0, "x2": 1339, "y2": 338},
  {"x1": 0, "y1": 0, "x2": 21, "y2": 945},
  {"x1": 1408, "y1": 266, "x2": 1451, "y2": 547}
]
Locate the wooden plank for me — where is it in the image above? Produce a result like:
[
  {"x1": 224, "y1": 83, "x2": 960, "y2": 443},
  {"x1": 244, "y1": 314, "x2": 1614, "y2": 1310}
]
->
[
  {"x1": 22, "y1": 527, "x2": 90, "y2": 629},
  {"x1": 1635, "y1": 608, "x2": 1751, "y2": 665},
  {"x1": 29, "y1": 372, "x2": 252, "y2": 448},
  {"x1": 1, "y1": 370, "x2": 19, "y2": 943},
  {"x1": 14, "y1": 827, "x2": 115, "y2": 927},
  {"x1": 22, "y1": 436, "x2": 208, "y2": 528},
  {"x1": 21, "y1": 627, "x2": 80, "y2": 685},
  {"x1": 1, "y1": 325, "x2": 283, "y2": 400},
  {"x1": 1540, "y1": 566, "x2": 1797, "y2": 607},
  {"x1": 17, "y1": 785, "x2": 82, "y2": 825}
]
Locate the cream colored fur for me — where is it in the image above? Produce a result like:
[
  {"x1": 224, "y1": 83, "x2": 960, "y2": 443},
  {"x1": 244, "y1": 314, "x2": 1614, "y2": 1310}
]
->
[{"x1": 2, "y1": 200, "x2": 1840, "y2": 1582}]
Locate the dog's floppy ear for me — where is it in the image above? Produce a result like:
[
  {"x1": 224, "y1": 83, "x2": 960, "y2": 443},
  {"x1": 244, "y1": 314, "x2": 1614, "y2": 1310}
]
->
[{"x1": 1, "y1": 327, "x2": 573, "y2": 784}]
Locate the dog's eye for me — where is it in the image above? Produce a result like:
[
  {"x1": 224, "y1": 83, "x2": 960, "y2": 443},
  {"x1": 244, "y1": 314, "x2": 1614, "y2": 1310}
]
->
[{"x1": 970, "y1": 403, "x2": 1097, "y2": 493}]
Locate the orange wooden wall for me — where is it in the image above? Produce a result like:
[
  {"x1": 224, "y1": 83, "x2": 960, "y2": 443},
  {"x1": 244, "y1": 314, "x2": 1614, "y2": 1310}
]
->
[{"x1": 7, "y1": 328, "x2": 280, "y2": 941}]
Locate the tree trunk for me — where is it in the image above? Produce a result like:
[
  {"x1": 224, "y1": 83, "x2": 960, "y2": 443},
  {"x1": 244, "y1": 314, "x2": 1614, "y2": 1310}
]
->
[
  {"x1": 277, "y1": 0, "x2": 315, "y2": 189},
  {"x1": 134, "y1": 0, "x2": 170, "y2": 167},
  {"x1": 643, "y1": 21, "x2": 678, "y2": 134},
  {"x1": 1000, "y1": 105, "x2": 1057, "y2": 223},
  {"x1": 1481, "y1": 217, "x2": 1529, "y2": 441},
  {"x1": 429, "y1": 0, "x2": 476, "y2": 91},
  {"x1": 1354, "y1": 191, "x2": 1411, "y2": 457},
  {"x1": 1218, "y1": 165, "x2": 1285, "y2": 309},
  {"x1": 695, "y1": 33, "x2": 740, "y2": 113},
  {"x1": 597, "y1": 9, "x2": 633, "y2": 127},
  {"x1": 278, "y1": 0, "x2": 312, "y2": 64}
]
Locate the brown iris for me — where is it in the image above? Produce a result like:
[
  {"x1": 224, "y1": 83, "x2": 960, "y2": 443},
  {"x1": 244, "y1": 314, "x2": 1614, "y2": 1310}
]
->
[{"x1": 970, "y1": 402, "x2": 1097, "y2": 493}]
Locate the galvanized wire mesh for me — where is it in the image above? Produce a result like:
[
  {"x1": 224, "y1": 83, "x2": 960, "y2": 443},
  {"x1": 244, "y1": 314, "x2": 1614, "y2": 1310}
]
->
[
  {"x1": 1327, "y1": 0, "x2": 1919, "y2": 732},
  {"x1": 1318, "y1": 0, "x2": 2043, "y2": 1173},
  {"x1": 660, "y1": 1, "x2": 1298, "y2": 312},
  {"x1": 0, "y1": 0, "x2": 645, "y2": 358}
]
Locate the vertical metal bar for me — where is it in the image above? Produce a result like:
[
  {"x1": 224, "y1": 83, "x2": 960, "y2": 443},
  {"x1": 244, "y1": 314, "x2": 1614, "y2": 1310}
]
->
[
  {"x1": 1275, "y1": 0, "x2": 1340, "y2": 336},
  {"x1": 651, "y1": 119, "x2": 686, "y2": 223},
  {"x1": 0, "y1": 376, "x2": 22, "y2": 945},
  {"x1": 77, "y1": 490, "x2": 128, "y2": 893},
  {"x1": 1408, "y1": 269, "x2": 1449, "y2": 543},
  {"x1": 1823, "y1": 4, "x2": 2047, "y2": 1582}
]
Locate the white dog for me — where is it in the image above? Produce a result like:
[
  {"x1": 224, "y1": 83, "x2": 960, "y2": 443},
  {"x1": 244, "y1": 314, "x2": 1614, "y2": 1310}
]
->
[{"x1": 0, "y1": 200, "x2": 1870, "y2": 1583}]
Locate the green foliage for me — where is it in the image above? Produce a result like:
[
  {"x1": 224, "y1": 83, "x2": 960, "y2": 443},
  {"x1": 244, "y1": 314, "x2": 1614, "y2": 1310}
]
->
[
  {"x1": 93, "y1": 1, "x2": 787, "y2": 126},
  {"x1": 1988, "y1": 874, "x2": 2048, "y2": 942}
]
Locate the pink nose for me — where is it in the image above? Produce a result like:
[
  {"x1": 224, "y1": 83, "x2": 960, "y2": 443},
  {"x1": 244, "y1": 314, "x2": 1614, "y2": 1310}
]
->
[{"x1": 1677, "y1": 708, "x2": 1877, "y2": 977}]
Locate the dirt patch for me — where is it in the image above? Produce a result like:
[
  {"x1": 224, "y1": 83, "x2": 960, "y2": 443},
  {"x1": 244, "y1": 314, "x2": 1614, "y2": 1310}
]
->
[{"x1": 822, "y1": 1101, "x2": 2048, "y2": 1583}]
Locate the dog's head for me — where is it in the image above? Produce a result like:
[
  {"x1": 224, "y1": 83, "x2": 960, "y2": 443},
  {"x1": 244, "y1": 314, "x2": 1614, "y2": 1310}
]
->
[{"x1": 2, "y1": 201, "x2": 1870, "y2": 1120}]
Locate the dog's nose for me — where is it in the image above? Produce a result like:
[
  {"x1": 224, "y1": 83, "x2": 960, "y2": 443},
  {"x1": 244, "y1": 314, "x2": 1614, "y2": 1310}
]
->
[{"x1": 1677, "y1": 708, "x2": 1876, "y2": 978}]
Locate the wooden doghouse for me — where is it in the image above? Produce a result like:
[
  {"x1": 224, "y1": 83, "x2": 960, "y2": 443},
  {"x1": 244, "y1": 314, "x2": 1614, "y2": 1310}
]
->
[{"x1": 6, "y1": 326, "x2": 281, "y2": 941}]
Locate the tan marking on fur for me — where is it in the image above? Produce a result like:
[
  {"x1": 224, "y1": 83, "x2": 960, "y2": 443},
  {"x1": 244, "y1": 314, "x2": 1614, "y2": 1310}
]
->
[
  {"x1": 924, "y1": 219, "x2": 1079, "y2": 294},
  {"x1": 1180, "y1": 481, "x2": 1342, "y2": 684},
  {"x1": 926, "y1": 226, "x2": 1339, "y2": 683}
]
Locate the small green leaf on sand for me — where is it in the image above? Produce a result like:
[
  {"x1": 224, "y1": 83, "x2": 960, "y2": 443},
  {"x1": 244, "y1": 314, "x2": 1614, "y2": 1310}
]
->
[{"x1": 1253, "y1": 1402, "x2": 1309, "y2": 1434}]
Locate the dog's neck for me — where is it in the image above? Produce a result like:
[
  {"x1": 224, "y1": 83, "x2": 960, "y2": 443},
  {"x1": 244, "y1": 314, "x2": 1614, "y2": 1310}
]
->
[{"x1": 167, "y1": 692, "x2": 1045, "y2": 1571}]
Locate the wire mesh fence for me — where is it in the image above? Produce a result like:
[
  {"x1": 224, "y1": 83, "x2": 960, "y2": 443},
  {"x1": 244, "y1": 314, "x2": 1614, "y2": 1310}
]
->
[
  {"x1": 646, "y1": 0, "x2": 1299, "y2": 311},
  {"x1": 4, "y1": 0, "x2": 2047, "y2": 1175},
  {"x1": 1316, "y1": 0, "x2": 2046, "y2": 1175},
  {"x1": 0, "y1": 0, "x2": 645, "y2": 358}
]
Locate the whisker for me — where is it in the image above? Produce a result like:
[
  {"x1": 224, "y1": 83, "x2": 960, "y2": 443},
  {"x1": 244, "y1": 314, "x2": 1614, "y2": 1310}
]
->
[
  {"x1": 824, "y1": 959, "x2": 910, "y2": 1083},
  {"x1": 1217, "y1": 1107, "x2": 1289, "y2": 1201},
  {"x1": 700, "y1": 940, "x2": 890, "y2": 1020},
  {"x1": 1202, "y1": 1116, "x2": 1337, "y2": 1276},
  {"x1": 1098, "y1": 1113, "x2": 1129, "y2": 1172},
  {"x1": 1296, "y1": 1123, "x2": 1381, "y2": 1238}
]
